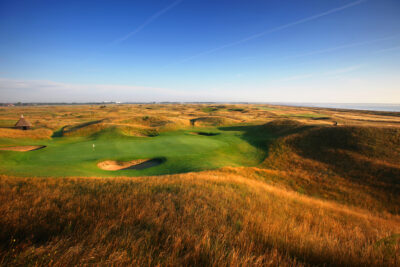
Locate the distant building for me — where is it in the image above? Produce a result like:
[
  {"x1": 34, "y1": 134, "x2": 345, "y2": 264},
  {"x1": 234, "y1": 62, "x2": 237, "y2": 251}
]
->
[{"x1": 15, "y1": 115, "x2": 32, "y2": 130}]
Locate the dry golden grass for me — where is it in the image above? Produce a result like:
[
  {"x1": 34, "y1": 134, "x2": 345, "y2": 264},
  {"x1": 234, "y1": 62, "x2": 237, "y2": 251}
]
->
[
  {"x1": 2, "y1": 104, "x2": 400, "y2": 134},
  {"x1": 258, "y1": 121, "x2": 400, "y2": 214},
  {"x1": 0, "y1": 172, "x2": 398, "y2": 266},
  {"x1": 0, "y1": 128, "x2": 53, "y2": 139}
]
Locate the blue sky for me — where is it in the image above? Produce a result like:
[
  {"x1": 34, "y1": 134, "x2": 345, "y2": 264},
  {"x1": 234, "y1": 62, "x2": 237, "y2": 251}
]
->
[{"x1": 0, "y1": 0, "x2": 399, "y2": 102}]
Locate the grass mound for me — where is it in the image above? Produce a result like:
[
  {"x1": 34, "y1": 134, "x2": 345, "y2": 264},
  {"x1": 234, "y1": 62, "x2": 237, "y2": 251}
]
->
[
  {"x1": 292, "y1": 126, "x2": 400, "y2": 162},
  {"x1": 63, "y1": 121, "x2": 109, "y2": 137},
  {"x1": 261, "y1": 119, "x2": 308, "y2": 136},
  {"x1": 117, "y1": 125, "x2": 159, "y2": 137},
  {"x1": 262, "y1": 124, "x2": 400, "y2": 214},
  {"x1": 62, "y1": 121, "x2": 159, "y2": 138},
  {"x1": 121, "y1": 116, "x2": 172, "y2": 127},
  {"x1": 192, "y1": 116, "x2": 239, "y2": 126}
]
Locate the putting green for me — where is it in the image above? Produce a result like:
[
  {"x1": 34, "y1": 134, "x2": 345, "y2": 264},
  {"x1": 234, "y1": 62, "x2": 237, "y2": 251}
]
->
[{"x1": 0, "y1": 127, "x2": 267, "y2": 177}]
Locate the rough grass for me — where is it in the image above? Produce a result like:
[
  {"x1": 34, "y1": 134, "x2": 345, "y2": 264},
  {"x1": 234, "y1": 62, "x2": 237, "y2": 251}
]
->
[
  {"x1": 62, "y1": 122, "x2": 159, "y2": 138},
  {"x1": 261, "y1": 121, "x2": 400, "y2": 214},
  {"x1": 0, "y1": 128, "x2": 53, "y2": 139},
  {"x1": 192, "y1": 116, "x2": 240, "y2": 126},
  {"x1": 0, "y1": 173, "x2": 399, "y2": 266},
  {"x1": 121, "y1": 115, "x2": 173, "y2": 127}
]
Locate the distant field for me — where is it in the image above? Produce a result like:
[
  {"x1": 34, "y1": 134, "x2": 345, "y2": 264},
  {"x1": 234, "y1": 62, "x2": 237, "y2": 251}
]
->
[{"x1": 0, "y1": 104, "x2": 399, "y2": 266}]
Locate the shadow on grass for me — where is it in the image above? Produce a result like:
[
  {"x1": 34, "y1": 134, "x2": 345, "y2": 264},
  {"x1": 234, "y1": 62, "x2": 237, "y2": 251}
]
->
[
  {"x1": 218, "y1": 122, "x2": 313, "y2": 158},
  {"x1": 123, "y1": 158, "x2": 166, "y2": 170},
  {"x1": 219, "y1": 125, "x2": 273, "y2": 157},
  {"x1": 51, "y1": 126, "x2": 66, "y2": 138},
  {"x1": 51, "y1": 120, "x2": 104, "y2": 138},
  {"x1": 65, "y1": 120, "x2": 104, "y2": 133},
  {"x1": 290, "y1": 126, "x2": 400, "y2": 213},
  {"x1": 190, "y1": 131, "x2": 220, "y2": 136}
]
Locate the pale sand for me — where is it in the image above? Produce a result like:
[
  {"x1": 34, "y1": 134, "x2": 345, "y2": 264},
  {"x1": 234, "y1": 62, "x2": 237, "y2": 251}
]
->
[{"x1": 97, "y1": 159, "x2": 163, "y2": 171}]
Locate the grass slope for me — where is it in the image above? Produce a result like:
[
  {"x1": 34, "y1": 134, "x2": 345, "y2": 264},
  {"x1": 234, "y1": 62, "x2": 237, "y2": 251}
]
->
[
  {"x1": 0, "y1": 173, "x2": 398, "y2": 266},
  {"x1": 261, "y1": 120, "x2": 400, "y2": 214}
]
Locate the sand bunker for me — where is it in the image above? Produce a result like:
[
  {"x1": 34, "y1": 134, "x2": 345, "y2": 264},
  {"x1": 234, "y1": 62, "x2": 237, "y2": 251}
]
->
[
  {"x1": 97, "y1": 158, "x2": 163, "y2": 171},
  {"x1": 190, "y1": 132, "x2": 220, "y2": 136},
  {"x1": 0, "y1": 145, "x2": 46, "y2": 152}
]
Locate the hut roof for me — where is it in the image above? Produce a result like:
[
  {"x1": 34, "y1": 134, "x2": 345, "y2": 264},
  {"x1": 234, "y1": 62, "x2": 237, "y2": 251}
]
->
[{"x1": 15, "y1": 115, "x2": 32, "y2": 127}]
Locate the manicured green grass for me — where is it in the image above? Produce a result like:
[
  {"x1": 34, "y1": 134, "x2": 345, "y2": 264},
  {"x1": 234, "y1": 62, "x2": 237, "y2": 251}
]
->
[{"x1": 0, "y1": 127, "x2": 267, "y2": 177}]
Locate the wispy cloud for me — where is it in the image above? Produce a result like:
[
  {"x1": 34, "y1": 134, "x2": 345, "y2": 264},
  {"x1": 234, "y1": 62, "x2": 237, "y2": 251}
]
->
[
  {"x1": 0, "y1": 77, "x2": 231, "y2": 103},
  {"x1": 322, "y1": 64, "x2": 364, "y2": 76},
  {"x1": 275, "y1": 64, "x2": 364, "y2": 82},
  {"x1": 172, "y1": 0, "x2": 366, "y2": 64},
  {"x1": 241, "y1": 35, "x2": 398, "y2": 61},
  {"x1": 112, "y1": 0, "x2": 183, "y2": 45},
  {"x1": 276, "y1": 73, "x2": 315, "y2": 82},
  {"x1": 374, "y1": 45, "x2": 400, "y2": 53},
  {"x1": 286, "y1": 35, "x2": 398, "y2": 59},
  {"x1": 0, "y1": 78, "x2": 176, "y2": 102}
]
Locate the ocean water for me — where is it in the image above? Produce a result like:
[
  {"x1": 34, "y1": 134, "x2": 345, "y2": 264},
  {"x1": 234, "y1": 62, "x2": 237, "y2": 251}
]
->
[{"x1": 272, "y1": 103, "x2": 400, "y2": 112}]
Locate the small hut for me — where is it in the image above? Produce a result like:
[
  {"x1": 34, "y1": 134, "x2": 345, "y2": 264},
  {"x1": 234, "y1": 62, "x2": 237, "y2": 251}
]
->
[{"x1": 15, "y1": 115, "x2": 32, "y2": 130}]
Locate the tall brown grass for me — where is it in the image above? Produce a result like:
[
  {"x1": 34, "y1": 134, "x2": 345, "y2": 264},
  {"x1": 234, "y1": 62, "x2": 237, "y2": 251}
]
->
[
  {"x1": 0, "y1": 172, "x2": 399, "y2": 266},
  {"x1": 260, "y1": 122, "x2": 400, "y2": 214},
  {"x1": 0, "y1": 128, "x2": 53, "y2": 139}
]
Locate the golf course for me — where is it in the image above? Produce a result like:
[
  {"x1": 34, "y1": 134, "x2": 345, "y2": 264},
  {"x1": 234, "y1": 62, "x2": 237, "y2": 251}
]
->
[
  {"x1": 0, "y1": 127, "x2": 267, "y2": 177},
  {"x1": 3, "y1": 0, "x2": 400, "y2": 265},
  {"x1": 0, "y1": 103, "x2": 399, "y2": 266}
]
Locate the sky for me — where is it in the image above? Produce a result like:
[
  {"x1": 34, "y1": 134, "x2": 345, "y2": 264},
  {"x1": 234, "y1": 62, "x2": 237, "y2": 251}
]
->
[{"x1": 0, "y1": 0, "x2": 399, "y2": 103}]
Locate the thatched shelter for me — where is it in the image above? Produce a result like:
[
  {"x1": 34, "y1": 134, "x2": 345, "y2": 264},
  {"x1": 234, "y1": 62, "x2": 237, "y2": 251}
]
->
[{"x1": 15, "y1": 115, "x2": 32, "y2": 130}]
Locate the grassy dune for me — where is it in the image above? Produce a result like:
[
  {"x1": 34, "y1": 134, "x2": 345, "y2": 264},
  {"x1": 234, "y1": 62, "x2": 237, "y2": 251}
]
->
[
  {"x1": 0, "y1": 104, "x2": 399, "y2": 266},
  {"x1": 261, "y1": 120, "x2": 400, "y2": 214}
]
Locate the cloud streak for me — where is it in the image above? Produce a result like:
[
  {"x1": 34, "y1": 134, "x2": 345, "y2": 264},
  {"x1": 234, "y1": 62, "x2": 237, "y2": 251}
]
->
[
  {"x1": 375, "y1": 45, "x2": 400, "y2": 53},
  {"x1": 112, "y1": 0, "x2": 183, "y2": 45},
  {"x1": 286, "y1": 34, "x2": 398, "y2": 59},
  {"x1": 172, "y1": 0, "x2": 366, "y2": 64},
  {"x1": 0, "y1": 77, "x2": 226, "y2": 102},
  {"x1": 275, "y1": 64, "x2": 364, "y2": 82},
  {"x1": 0, "y1": 78, "x2": 176, "y2": 102}
]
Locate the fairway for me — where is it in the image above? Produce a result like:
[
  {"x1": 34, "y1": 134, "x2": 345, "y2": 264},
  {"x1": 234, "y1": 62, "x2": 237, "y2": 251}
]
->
[{"x1": 0, "y1": 127, "x2": 266, "y2": 177}]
